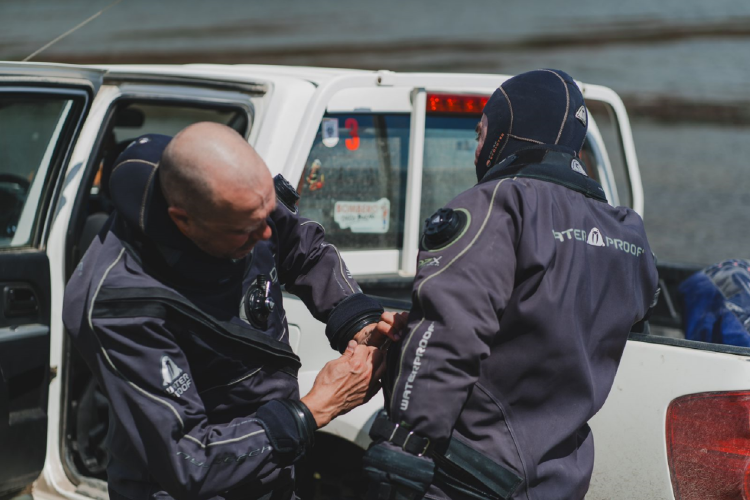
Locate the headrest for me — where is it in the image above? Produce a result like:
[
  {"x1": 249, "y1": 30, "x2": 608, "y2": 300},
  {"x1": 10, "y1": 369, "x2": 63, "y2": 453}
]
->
[
  {"x1": 108, "y1": 134, "x2": 183, "y2": 245},
  {"x1": 476, "y1": 69, "x2": 588, "y2": 181}
]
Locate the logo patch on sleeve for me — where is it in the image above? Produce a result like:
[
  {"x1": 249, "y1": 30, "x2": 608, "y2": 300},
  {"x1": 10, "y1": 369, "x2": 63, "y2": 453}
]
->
[
  {"x1": 161, "y1": 355, "x2": 191, "y2": 397},
  {"x1": 418, "y1": 256, "x2": 442, "y2": 269},
  {"x1": 575, "y1": 105, "x2": 587, "y2": 126},
  {"x1": 570, "y1": 159, "x2": 587, "y2": 176}
]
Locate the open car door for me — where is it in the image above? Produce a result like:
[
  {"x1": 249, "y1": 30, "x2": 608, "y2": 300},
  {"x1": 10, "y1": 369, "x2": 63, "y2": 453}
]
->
[{"x1": 0, "y1": 63, "x2": 100, "y2": 496}]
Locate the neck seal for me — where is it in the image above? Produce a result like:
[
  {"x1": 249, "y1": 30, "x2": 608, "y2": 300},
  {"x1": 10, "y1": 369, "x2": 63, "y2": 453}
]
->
[{"x1": 480, "y1": 146, "x2": 607, "y2": 203}]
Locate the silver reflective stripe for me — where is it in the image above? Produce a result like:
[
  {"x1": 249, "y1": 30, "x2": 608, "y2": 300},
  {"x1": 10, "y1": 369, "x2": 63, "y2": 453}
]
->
[
  {"x1": 391, "y1": 179, "x2": 508, "y2": 415},
  {"x1": 301, "y1": 220, "x2": 356, "y2": 292},
  {"x1": 198, "y1": 367, "x2": 263, "y2": 395},
  {"x1": 321, "y1": 242, "x2": 356, "y2": 294},
  {"x1": 300, "y1": 220, "x2": 325, "y2": 231},
  {"x1": 88, "y1": 248, "x2": 190, "y2": 431},
  {"x1": 206, "y1": 430, "x2": 265, "y2": 447},
  {"x1": 539, "y1": 69, "x2": 570, "y2": 145},
  {"x1": 87, "y1": 247, "x2": 267, "y2": 449}
]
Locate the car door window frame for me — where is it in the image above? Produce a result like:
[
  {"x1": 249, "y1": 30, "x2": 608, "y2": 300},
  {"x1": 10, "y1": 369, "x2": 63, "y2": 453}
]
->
[
  {"x1": 403, "y1": 83, "x2": 636, "y2": 280},
  {"x1": 0, "y1": 86, "x2": 90, "y2": 251},
  {"x1": 580, "y1": 83, "x2": 644, "y2": 216},
  {"x1": 400, "y1": 88, "x2": 426, "y2": 276},
  {"x1": 58, "y1": 80, "x2": 264, "y2": 490},
  {"x1": 0, "y1": 74, "x2": 95, "y2": 498},
  {"x1": 64, "y1": 83, "x2": 258, "y2": 279},
  {"x1": 583, "y1": 112, "x2": 619, "y2": 206}
]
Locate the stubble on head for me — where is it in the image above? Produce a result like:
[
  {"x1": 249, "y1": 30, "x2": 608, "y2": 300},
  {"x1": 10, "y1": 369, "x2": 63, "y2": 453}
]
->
[{"x1": 160, "y1": 122, "x2": 276, "y2": 259}]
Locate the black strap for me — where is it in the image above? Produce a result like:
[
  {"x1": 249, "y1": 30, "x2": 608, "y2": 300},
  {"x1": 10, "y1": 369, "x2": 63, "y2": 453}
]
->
[
  {"x1": 369, "y1": 413, "x2": 433, "y2": 457},
  {"x1": 480, "y1": 146, "x2": 608, "y2": 203},
  {"x1": 274, "y1": 174, "x2": 300, "y2": 214},
  {"x1": 369, "y1": 414, "x2": 523, "y2": 500},
  {"x1": 434, "y1": 438, "x2": 523, "y2": 500}
]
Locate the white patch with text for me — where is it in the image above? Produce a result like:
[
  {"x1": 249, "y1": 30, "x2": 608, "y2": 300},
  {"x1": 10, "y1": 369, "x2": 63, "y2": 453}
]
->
[
  {"x1": 162, "y1": 355, "x2": 191, "y2": 397},
  {"x1": 400, "y1": 322, "x2": 434, "y2": 411},
  {"x1": 575, "y1": 105, "x2": 587, "y2": 126},
  {"x1": 587, "y1": 227, "x2": 605, "y2": 247}
]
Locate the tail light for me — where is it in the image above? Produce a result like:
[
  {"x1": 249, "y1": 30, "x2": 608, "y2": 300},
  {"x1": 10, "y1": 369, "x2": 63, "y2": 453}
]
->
[
  {"x1": 426, "y1": 93, "x2": 488, "y2": 114},
  {"x1": 666, "y1": 391, "x2": 750, "y2": 499}
]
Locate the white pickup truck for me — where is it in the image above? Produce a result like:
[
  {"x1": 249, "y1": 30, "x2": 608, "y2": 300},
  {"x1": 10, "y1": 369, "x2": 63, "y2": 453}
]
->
[{"x1": 0, "y1": 62, "x2": 743, "y2": 500}]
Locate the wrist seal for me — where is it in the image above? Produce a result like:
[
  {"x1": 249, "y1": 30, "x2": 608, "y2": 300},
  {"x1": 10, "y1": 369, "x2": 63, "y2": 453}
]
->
[
  {"x1": 326, "y1": 293, "x2": 384, "y2": 353},
  {"x1": 256, "y1": 399, "x2": 317, "y2": 464}
]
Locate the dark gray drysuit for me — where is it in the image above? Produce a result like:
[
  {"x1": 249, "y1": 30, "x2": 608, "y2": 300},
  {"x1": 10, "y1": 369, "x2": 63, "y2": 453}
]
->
[
  {"x1": 378, "y1": 147, "x2": 659, "y2": 500},
  {"x1": 365, "y1": 69, "x2": 659, "y2": 500},
  {"x1": 63, "y1": 135, "x2": 383, "y2": 500}
]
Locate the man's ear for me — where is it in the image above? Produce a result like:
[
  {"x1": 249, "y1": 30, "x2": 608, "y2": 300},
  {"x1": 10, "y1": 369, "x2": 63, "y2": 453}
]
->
[{"x1": 167, "y1": 206, "x2": 191, "y2": 236}]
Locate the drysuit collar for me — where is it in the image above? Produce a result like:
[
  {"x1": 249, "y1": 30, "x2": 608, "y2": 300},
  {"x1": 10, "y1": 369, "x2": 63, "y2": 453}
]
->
[
  {"x1": 476, "y1": 69, "x2": 588, "y2": 181},
  {"x1": 107, "y1": 134, "x2": 245, "y2": 287},
  {"x1": 480, "y1": 145, "x2": 607, "y2": 203}
]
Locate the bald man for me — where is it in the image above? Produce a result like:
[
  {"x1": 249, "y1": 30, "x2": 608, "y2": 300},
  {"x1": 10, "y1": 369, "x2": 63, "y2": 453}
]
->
[{"x1": 63, "y1": 123, "x2": 395, "y2": 500}]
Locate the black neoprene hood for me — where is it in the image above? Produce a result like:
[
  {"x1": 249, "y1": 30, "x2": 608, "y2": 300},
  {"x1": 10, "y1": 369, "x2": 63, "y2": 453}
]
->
[
  {"x1": 108, "y1": 133, "x2": 182, "y2": 245},
  {"x1": 476, "y1": 69, "x2": 588, "y2": 181}
]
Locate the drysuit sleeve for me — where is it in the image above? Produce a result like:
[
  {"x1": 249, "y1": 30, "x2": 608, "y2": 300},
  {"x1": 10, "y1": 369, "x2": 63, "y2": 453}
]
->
[
  {"x1": 271, "y1": 203, "x2": 383, "y2": 352},
  {"x1": 389, "y1": 179, "x2": 521, "y2": 450},
  {"x1": 86, "y1": 313, "x2": 315, "y2": 500}
]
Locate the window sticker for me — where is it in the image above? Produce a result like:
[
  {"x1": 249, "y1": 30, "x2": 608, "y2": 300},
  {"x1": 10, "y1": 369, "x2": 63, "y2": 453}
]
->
[
  {"x1": 322, "y1": 117, "x2": 339, "y2": 148},
  {"x1": 334, "y1": 198, "x2": 390, "y2": 234},
  {"x1": 345, "y1": 117, "x2": 360, "y2": 151},
  {"x1": 306, "y1": 159, "x2": 325, "y2": 191}
]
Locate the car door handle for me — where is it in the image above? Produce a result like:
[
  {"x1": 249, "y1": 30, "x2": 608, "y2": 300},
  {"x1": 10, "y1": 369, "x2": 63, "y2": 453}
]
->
[{"x1": 3, "y1": 285, "x2": 39, "y2": 317}]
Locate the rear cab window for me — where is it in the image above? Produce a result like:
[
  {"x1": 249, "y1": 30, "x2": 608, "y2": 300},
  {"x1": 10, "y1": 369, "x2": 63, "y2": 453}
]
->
[
  {"x1": 420, "y1": 95, "x2": 618, "y2": 233},
  {"x1": 298, "y1": 113, "x2": 410, "y2": 251},
  {"x1": 420, "y1": 115, "x2": 478, "y2": 225},
  {"x1": 295, "y1": 86, "x2": 414, "y2": 276},
  {"x1": 296, "y1": 87, "x2": 621, "y2": 297}
]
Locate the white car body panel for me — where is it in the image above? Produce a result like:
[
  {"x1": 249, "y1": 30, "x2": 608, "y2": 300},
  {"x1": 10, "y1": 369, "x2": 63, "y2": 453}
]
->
[
  {"x1": 44, "y1": 83, "x2": 120, "y2": 500},
  {"x1": 588, "y1": 342, "x2": 750, "y2": 499}
]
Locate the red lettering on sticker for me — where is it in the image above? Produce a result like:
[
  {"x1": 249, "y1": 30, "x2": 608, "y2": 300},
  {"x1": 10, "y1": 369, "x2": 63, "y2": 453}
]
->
[{"x1": 345, "y1": 118, "x2": 360, "y2": 151}]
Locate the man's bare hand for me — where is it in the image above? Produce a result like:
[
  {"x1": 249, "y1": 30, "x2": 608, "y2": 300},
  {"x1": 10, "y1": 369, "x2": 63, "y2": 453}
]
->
[
  {"x1": 378, "y1": 311, "x2": 409, "y2": 341},
  {"x1": 352, "y1": 311, "x2": 409, "y2": 347},
  {"x1": 301, "y1": 340, "x2": 385, "y2": 428}
]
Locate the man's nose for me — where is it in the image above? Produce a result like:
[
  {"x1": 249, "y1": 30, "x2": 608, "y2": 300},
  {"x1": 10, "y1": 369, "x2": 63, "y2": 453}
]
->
[{"x1": 258, "y1": 223, "x2": 272, "y2": 241}]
